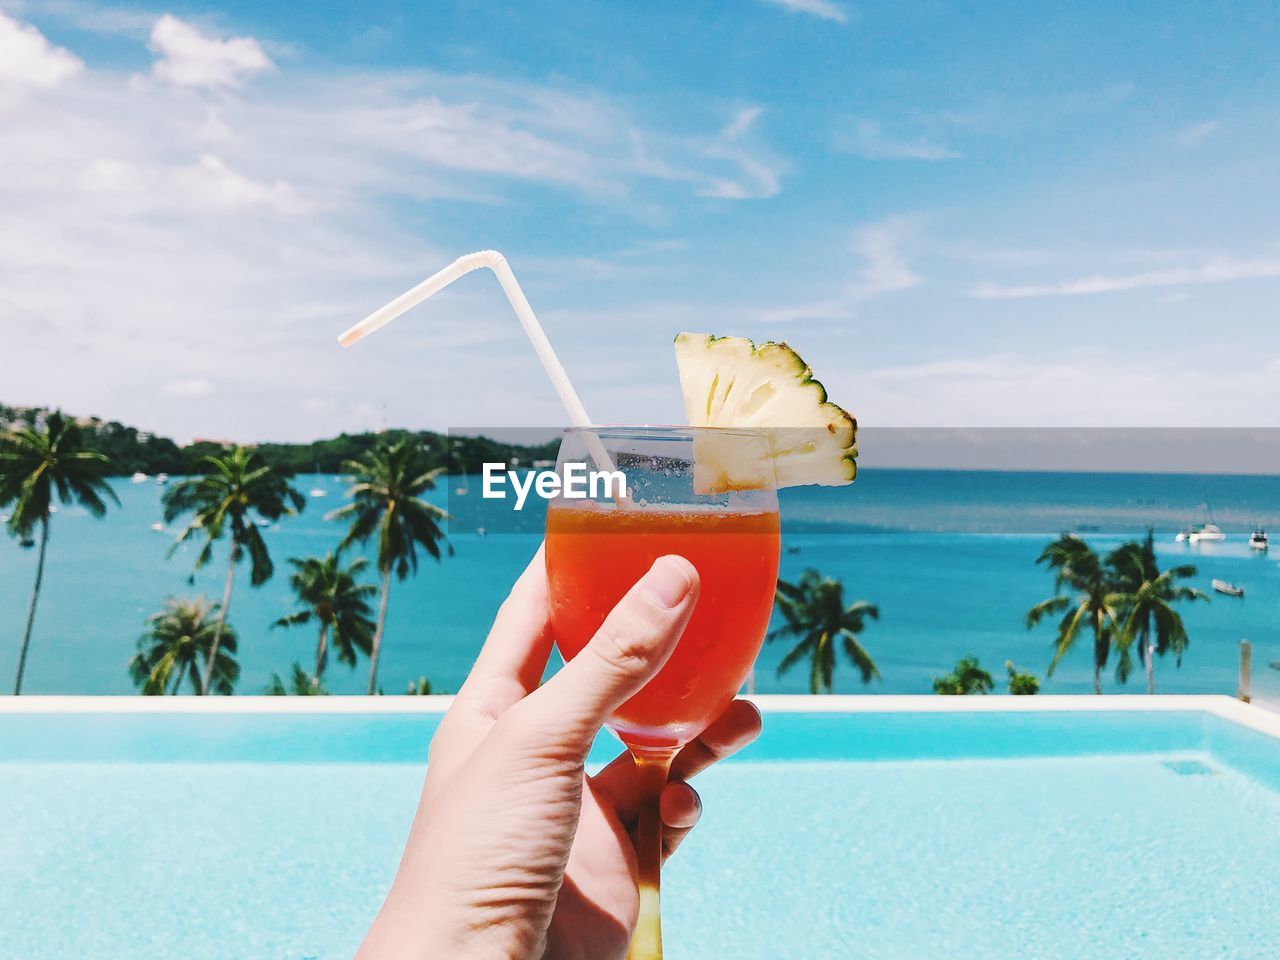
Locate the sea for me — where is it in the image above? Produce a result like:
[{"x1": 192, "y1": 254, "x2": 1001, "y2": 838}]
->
[{"x1": 2, "y1": 469, "x2": 1278, "y2": 698}]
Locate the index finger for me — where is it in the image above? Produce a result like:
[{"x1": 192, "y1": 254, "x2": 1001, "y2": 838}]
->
[{"x1": 454, "y1": 543, "x2": 554, "y2": 717}]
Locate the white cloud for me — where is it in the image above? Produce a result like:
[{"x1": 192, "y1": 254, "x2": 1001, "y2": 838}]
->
[
  {"x1": 760, "y1": 0, "x2": 848, "y2": 24},
  {"x1": 850, "y1": 219, "x2": 922, "y2": 296},
  {"x1": 722, "y1": 105, "x2": 763, "y2": 141},
  {"x1": 972, "y1": 253, "x2": 1280, "y2": 299},
  {"x1": 0, "y1": 11, "x2": 793, "y2": 441},
  {"x1": 1176, "y1": 120, "x2": 1218, "y2": 146},
  {"x1": 698, "y1": 106, "x2": 783, "y2": 199},
  {"x1": 762, "y1": 218, "x2": 921, "y2": 321},
  {"x1": 161, "y1": 379, "x2": 214, "y2": 397},
  {"x1": 839, "y1": 119, "x2": 958, "y2": 161},
  {"x1": 148, "y1": 14, "x2": 273, "y2": 90},
  {"x1": 0, "y1": 10, "x2": 82, "y2": 90}
]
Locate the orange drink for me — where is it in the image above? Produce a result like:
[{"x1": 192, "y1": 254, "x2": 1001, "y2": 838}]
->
[
  {"x1": 544, "y1": 426, "x2": 780, "y2": 960},
  {"x1": 547, "y1": 503, "x2": 780, "y2": 750}
]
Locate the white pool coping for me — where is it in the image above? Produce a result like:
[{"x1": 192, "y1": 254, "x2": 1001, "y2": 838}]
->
[{"x1": 4, "y1": 694, "x2": 1279, "y2": 740}]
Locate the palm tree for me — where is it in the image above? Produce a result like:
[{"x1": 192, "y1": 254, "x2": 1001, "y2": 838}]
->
[
  {"x1": 274, "y1": 552, "x2": 377, "y2": 684},
  {"x1": 1107, "y1": 529, "x2": 1208, "y2": 693},
  {"x1": 933, "y1": 655, "x2": 994, "y2": 695},
  {"x1": 1026, "y1": 534, "x2": 1126, "y2": 694},
  {"x1": 769, "y1": 568, "x2": 880, "y2": 694},
  {"x1": 129, "y1": 597, "x2": 239, "y2": 695},
  {"x1": 1005, "y1": 660, "x2": 1040, "y2": 695},
  {"x1": 163, "y1": 447, "x2": 304, "y2": 695},
  {"x1": 266, "y1": 662, "x2": 328, "y2": 696},
  {"x1": 0, "y1": 411, "x2": 119, "y2": 694},
  {"x1": 328, "y1": 439, "x2": 449, "y2": 695}
]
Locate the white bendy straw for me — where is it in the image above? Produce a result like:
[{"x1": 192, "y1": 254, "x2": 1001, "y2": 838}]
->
[
  {"x1": 338, "y1": 250, "x2": 623, "y2": 483},
  {"x1": 338, "y1": 250, "x2": 593, "y2": 428}
]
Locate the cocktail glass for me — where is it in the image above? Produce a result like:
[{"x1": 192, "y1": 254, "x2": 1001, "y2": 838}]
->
[{"x1": 545, "y1": 425, "x2": 781, "y2": 960}]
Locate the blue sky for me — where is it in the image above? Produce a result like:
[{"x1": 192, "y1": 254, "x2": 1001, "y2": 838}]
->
[{"x1": 2, "y1": 0, "x2": 1279, "y2": 441}]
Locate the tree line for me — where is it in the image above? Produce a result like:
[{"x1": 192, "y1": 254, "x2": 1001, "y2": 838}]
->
[{"x1": 0, "y1": 403, "x2": 557, "y2": 478}]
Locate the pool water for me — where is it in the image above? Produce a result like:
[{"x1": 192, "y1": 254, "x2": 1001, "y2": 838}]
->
[{"x1": 3, "y1": 707, "x2": 1280, "y2": 959}]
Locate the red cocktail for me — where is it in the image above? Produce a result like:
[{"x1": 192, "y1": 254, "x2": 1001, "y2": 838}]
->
[{"x1": 545, "y1": 426, "x2": 780, "y2": 960}]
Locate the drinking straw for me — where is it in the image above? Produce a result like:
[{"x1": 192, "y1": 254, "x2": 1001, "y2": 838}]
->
[{"x1": 338, "y1": 250, "x2": 593, "y2": 428}]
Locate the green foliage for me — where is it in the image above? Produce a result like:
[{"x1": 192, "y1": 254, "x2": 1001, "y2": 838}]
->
[
  {"x1": 274, "y1": 552, "x2": 377, "y2": 679},
  {"x1": 330, "y1": 438, "x2": 450, "y2": 579},
  {"x1": 130, "y1": 597, "x2": 239, "y2": 695},
  {"x1": 1, "y1": 403, "x2": 556, "y2": 477},
  {"x1": 1106, "y1": 528, "x2": 1207, "y2": 687},
  {"x1": 330, "y1": 438, "x2": 452, "y2": 695},
  {"x1": 1005, "y1": 660, "x2": 1040, "y2": 695},
  {"x1": 0, "y1": 410, "x2": 118, "y2": 538},
  {"x1": 266, "y1": 662, "x2": 328, "y2": 696},
  {"x1": 770, "y1": 568, "x2": 880, "y2": 694},
  {"x1": 406, "y1": 677, "x2": 434, "y2": 695},
  {"x1": 1, "y1": 410, "x2": 119, "y2": 694},
  {"x1": 933, "y1": 655, "x2": 994, "y2": 695},
  {"x1": 1027, "y1": 530, "x2": 1208, "y2": 694},
  {"x1": 1026, "y1": 534, "x2": 1128, "y2": 693},
  {"x1": 163, "y1": 446, "x2": 306, "y2": 586}
]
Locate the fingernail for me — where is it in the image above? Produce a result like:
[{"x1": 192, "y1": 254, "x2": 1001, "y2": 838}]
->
[{"x1": 642, "y1": 555, "x2": 695, "y2": 609}]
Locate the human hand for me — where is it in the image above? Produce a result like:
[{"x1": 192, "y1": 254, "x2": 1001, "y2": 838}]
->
[{"x1": 356, "y1": 547, "x2": 762, "y2": 960}]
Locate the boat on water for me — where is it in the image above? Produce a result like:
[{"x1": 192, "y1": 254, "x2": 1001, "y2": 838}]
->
[
  {"x1": 155, "y1": 473, "x2": 169, "y2": 485},
  {"x1": 309, "y1": 487, "x2": 327, "y2": 498},
  {"x1": 1176, "y1": 523, "x2": 1226, "y2": 544},
  {"x1": 130, "y1": 472, "x2": 148, "y2": 484},
  {"x1": 1250, "y1": 528, "x2": 1269, "y2": 551},
  {"x1": 1212, "y1": 578, "x2": 1245, "y2": 598},
  {"x1": 149, "y1": 522, "x2": 165, "y2": 533}
]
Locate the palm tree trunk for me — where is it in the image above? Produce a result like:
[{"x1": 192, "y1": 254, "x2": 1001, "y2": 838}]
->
[
  {"x1": 314, "y1": 623, "x2": 330, "y2": 683},
  {"x1": 1093, "y1": 612, "x2": 1105, "y2": 695},
  {"x1": 13, "y1": 516, "x2": 51, "y2": 695},
  {"x1": 1143, "y1": 620, "x2": 1155, "y2": 695},
  {"x1": 200, "y1": 541, "x2": 238, "y2": 696},
  {"x1": 367, "y1": 569, "x2": 393, "y2": 695}
]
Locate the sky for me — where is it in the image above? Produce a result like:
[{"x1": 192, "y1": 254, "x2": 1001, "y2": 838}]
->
[{"x1": 2, "y1": 0, "x2": 1280, "y2": 443}]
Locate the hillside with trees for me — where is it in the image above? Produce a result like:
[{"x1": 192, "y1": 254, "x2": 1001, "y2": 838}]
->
[{"x1": 0, "y1": 404, "x2": 558, "y2": 477}]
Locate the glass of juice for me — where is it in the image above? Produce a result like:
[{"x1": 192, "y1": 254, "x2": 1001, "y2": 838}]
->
[{"x1": 545, "y1": 425, "x2": 781, "y2": 960}]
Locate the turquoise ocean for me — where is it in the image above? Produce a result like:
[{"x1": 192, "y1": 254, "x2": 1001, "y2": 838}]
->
[{"x1": 2, "y1": 469, "x2": 1278, "y2": 697}]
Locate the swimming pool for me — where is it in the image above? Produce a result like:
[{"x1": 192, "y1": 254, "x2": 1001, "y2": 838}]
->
[{"x1": 3, "y1": 696, "x2": 1279, "y2": 959}]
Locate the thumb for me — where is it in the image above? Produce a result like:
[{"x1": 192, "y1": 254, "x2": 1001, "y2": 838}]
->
[{"x1": 513, "y1": 555, "x2": 699, "y2": 750}]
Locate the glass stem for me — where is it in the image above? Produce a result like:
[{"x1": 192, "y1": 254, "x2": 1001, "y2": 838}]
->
[{"x1": 627, "y1": 748, "x2": 676, "y2": 960}]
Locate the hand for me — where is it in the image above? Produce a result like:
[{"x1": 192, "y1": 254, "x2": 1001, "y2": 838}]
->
[{"x1": 356, "y1": 547, "x2": 763, "y2": 960}]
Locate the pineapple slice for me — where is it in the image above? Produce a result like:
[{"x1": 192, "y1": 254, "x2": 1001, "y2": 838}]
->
[{"x1": 675, "y1": 332, "x2": 857, "y2": 491}]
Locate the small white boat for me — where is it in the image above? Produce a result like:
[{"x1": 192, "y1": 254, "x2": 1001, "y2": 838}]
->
[
  {"x1": 130, "y1": 472, "x2": 149, "y2": 484},
  {"x1": 455, "y1": 487, "x2": 469, "y2": 496},
  {"x1": 1176, "y1": 523, "x2": 1226, "y2": 544},
  {"x1": 150, "y1": 522, "x2": 165, "y2": 533},
  {"x1": 1212, "y1": 578, "x2": 1245, "y2": 598},
  {"x1": 309, "y1": 487, "x2": 327, "y2": 498},
  {"x1": 155, "y1": 473, "x2": 169, "y2": 485},
  {"x1": 255, "y1": 518, "x2": 272, "y2": 528},
  {"x1": 1249, "y1": 528, "x2": 1269, "y2": 551}
]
